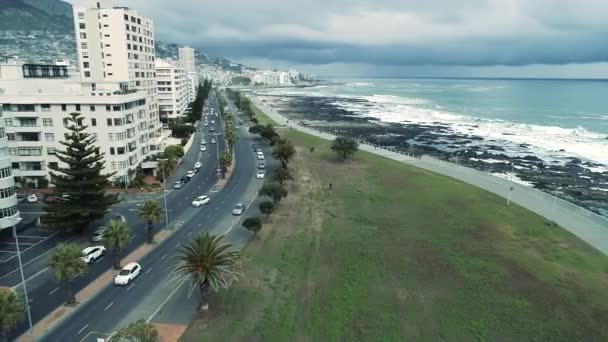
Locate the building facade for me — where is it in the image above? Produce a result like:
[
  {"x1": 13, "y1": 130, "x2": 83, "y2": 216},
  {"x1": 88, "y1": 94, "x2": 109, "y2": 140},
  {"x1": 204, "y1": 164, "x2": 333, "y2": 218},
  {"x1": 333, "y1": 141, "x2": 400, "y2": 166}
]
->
[
  {"x1": 186, "y1": 71, "x2": 198, "y2": 104},
  {"x1": 73, "y1": 0, "x2": 161, "y2": 148},
  {"x1": 178, "y1": 47, "x2": 196, "y2": 74},
  {"x1": 155, "y1": 59, "x2": 188, "y2": 121},
  {"x1": 0, "y1": 104, "x2": 20, "y2": 230},
  {"x1": 0, "y1": 60, "x2": 152, "y2": 186}
]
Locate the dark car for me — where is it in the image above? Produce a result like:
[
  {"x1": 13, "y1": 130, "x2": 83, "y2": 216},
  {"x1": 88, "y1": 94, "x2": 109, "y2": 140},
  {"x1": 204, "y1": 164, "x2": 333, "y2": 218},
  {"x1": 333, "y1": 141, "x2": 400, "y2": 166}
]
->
[
  {"x1": 43, "y1": 195, "x2": 68, "y2": 204},
  {"x1": 251, "y1": 144, "x2": 258, "y2": 151},
  {"x1": 16, "y1": 194, "x2": 26, "y2": 203}
]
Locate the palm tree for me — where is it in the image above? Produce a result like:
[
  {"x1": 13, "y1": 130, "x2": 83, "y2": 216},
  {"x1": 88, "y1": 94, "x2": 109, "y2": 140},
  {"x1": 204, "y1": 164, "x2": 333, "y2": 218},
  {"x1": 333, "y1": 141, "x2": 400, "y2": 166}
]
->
[
  {"x1": 271, "y1": 167, "x2": 294, "y2": 186},
  {"x1": 225, "y1": 128, "x2": 238, "y2": 153},
  {"x1": 103, "y1": 219, "x2": 130, "y2": 269},
  {"x1": 138, "y1": 200, "x2": 162, "y2": 244},
  {"x1": 171, "y1": 233, "x2": 242, "y2": 311},
  {"x1": 0, "y1": 289, "x2": 24, "y2": 341},
  {"x1": 272, "y1": 138, "x2": 296, "y2": 169},
  {"x1": 219, "y1": 152, "x2": 232, "y2": 179},
  {"x1": 49, "y1": 243, "x2": 86, "y2": 305}
]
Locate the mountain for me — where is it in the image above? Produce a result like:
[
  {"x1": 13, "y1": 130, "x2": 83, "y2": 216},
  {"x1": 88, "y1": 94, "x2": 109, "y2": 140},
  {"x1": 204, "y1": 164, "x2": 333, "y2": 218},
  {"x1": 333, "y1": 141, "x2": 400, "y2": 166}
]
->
[{"x1": 0, "y1": 0, "x2": 244, "y2": 71}]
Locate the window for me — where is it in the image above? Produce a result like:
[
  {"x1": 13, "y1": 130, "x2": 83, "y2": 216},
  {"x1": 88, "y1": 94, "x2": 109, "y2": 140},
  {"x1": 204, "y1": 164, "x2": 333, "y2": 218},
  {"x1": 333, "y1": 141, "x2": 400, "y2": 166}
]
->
[
  {"x1": 49, "y1": 162, "x2": 58, "y2": 170},
  {"x1": 79, "y1": 23, "x2": 86, "y2": 29},
  {"x1": 116, "y1": 132, "x2": 125, "y2": 140},
  {"x1": 105, "y1": 44, "x2": 111, "y2": 47},
  {"x1": 63, "y1": 118, "x2": 69, "y2": 127},
  {"x1": 107, "y1": 118, "x2": 112, "y2": 126},
  {"x1": 43, "y1": 118, "x2": 53, "y2": 127},
  {"x1": 47, "y1": 147, "x2": 57, "y2": 155},
  {"x1": 104, "y1": 34, "x2": 110, "y2": 37},
  {"x1": 117, "y1": 147, "x2": 125, "y2": 155},
  {"x1": 81, "y1": 42, "x2": 88, "y2": 49},
  {"x1": 8, "y1": 148, "x2": 17, "y2": 156},
  {"x1": 18, "y1": 147, "x2": 42, "y2": 156},
  {"x1": 78, "y1": 12, "x2": 85, "y2": 19},
  {"x1": 75, "y1": 104, "x2": 81, "y2": 111},
  {"x1": 102, "y1": 14, "x2": 108, "y2": 17},
  {"x1": 0, "y1": 167, "x2": 12, "y2": 179},
  {"x1": 41, "y1": 104, "x2": 50, "y2": 112},
  {"x1": 11, "y1": 163, "x2": 19, "y2": 169},
  {"x1": 61, "y1": 104, "x2": 67, "y2": 111},
  {"x1": 124, "y1": 14, "x2": 129, "y2": 20},
  {"x1": 82, "y1": 51, "x2": 89, "y2": 59},
  {"x1": 0, "y1": 206, "x2": 18, "y2": 219},
  {"x1": 84, "y1": 71, "x2": 91, "y2": 77},
  {"x1": 108, "y1": 133, "x2": 114, "y2": 141},
  {"x1": 0, "y1": 187, "x2": 15, "y2": 199},
  {"x1": 44, "y1": 133, "x2": 54, "y2": 142},
  {"x1": 90, "y1": 105, "x2": 95, "y2": 112},
  {"x1": 106, "y1": 105, "x2": 111, "y2": 111},
  {"x1": 118, "y1": 161, "x2": 128, "y2": 169},
  {"x1": 80, "y1": 32, "x2": 87, "y2": 39},
  {"x1": 83, "y1": 62, "x2": 90, "y2": 68},
  {"x1": 4, "y1": 119, "x2": 12, "y2": 127},
  {"x1": 110, "y1": 147, "x2": 115, "y2": 155}
]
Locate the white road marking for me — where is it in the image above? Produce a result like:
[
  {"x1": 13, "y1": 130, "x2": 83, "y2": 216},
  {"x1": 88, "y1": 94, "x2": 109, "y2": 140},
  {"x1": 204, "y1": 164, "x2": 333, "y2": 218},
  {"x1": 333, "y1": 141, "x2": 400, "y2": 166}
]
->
[
  {"x1": 0, "y1": 250, "x2": 17, "y2": 254},
  {"x1": 145, "y1": 268, "x2": 152, "y2": 274},
  {"x1": 146, "y1": 278, "x2": 188, "y2": 323},
  {"x1": 17, "y1": 235, "x2": 48, "y2": 239},
  {"x1": 49, "y1": 287, "x2": 60, "y2": 295},
  {"x1": 0, "y1": 242, "x2": 36, "y2": 246},
  {"x1": 0, "y1": 232, "x2": 59, "y2": 264},
  {"x1": 127, "y1": 283, "x2": 134, "y2": 291},
  {"x1": 129, "y1": 235, "x2": 135, "y2": 241},
  {"x1": 161, "y1": 254, "x2": 167, "y2": 260},
  {"x1": 10, "y1": 267, "x2": 50, "y2": 289},
  {"x1": 104, "y1": 302, "x2": 113, "y2": 311},
  {"x1": 77, "y1": 324, "x2": 89, "y2": 335},
  {"x1": 187, "y1": 232, "x2": 192, "y2": 237}
]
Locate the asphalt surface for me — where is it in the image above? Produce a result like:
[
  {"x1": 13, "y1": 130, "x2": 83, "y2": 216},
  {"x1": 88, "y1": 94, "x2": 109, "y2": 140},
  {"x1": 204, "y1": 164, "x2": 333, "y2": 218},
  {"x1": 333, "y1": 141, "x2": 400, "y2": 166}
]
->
[
  {"x1": 5, "y1": 93, "x2": 238, "y2": 340},
  {"x1": 40, "y1": 92, "x2": 270, "y2": 341}
]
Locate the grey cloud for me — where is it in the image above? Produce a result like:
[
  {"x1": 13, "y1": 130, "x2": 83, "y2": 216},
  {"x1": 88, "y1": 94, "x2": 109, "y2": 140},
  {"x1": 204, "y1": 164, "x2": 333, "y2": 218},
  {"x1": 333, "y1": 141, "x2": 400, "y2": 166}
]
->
[{"x1": 119, "y1": 0, "x2": 608, "y2": 67}]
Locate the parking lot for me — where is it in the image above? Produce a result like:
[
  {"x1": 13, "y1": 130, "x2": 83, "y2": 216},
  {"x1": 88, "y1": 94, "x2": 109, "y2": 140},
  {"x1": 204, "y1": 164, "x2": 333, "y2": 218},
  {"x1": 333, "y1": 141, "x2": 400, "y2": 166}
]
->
[{"x1": 0, "y1": 228, "x2": 58, "y2": 263}]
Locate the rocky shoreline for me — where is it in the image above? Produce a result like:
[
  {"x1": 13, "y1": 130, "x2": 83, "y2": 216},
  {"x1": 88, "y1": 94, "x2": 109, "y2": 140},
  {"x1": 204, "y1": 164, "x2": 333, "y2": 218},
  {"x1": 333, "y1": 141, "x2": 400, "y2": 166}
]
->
[{"x1": 257, "y1": 94, "x2": 608, "y2": 217}]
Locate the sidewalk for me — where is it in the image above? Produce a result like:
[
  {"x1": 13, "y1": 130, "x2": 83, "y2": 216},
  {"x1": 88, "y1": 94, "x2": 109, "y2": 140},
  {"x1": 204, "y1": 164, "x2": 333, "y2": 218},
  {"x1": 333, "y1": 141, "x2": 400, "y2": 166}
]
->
[{"x1": 251, "y1": 98, "x2": 608, "y2": 256}]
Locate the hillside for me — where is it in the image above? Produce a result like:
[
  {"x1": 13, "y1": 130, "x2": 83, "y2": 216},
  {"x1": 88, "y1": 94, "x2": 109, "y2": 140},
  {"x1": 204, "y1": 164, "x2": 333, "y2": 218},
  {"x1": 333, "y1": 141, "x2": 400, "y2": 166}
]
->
[{"x1": 0, "y1": 0, "x2": 72, "y2": 32}]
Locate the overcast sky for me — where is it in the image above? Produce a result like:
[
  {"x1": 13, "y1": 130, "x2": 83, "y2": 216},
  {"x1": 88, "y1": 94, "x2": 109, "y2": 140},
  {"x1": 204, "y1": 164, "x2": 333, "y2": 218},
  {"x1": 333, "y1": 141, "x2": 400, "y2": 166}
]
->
[{"x1": 76, "y1": 0, "x2": 608, "y2": 78}]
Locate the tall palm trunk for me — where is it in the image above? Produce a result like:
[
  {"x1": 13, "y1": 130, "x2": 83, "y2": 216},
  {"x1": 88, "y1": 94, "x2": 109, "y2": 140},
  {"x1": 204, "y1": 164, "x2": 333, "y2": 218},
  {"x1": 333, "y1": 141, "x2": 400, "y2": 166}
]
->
[
  {"x1": 198, "y1": 280, "x2": 210, "y2": 311},
  {"x1": 65, "y1": 279, "x2": 76, "y2": 305},
  {"x1": 147, "y1": 220, "x2": 153, "y2": 243},
  {"x1": 114, "y1": 248, "x2": 121, "y2": 269}
]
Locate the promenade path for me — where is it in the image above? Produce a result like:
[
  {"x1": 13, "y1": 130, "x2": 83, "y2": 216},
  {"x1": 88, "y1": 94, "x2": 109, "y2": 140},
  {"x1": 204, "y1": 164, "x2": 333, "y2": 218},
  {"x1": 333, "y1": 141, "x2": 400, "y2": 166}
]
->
[{"x1": 252, "y1": 98, "x2": 608, "y2": 256}]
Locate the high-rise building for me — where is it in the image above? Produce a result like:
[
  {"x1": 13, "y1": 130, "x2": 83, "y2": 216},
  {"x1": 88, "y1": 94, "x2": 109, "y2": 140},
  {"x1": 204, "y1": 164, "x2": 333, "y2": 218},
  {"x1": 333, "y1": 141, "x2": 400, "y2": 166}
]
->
[
  {"x1": 155, "y1": 59, "x2": 188, "y2": 121},
  {"x1": 0, "y1": 103, "x2": 20, "y2": 230},
  {"x1": 178, "y1": 47, "x2": 196, "y2": 73},
  {"x1": 186, "y1": 71, "x2": 198, "y2": 104},
  {"x1": 73, "y1": 0, "x2": 161, "y2": 143}
]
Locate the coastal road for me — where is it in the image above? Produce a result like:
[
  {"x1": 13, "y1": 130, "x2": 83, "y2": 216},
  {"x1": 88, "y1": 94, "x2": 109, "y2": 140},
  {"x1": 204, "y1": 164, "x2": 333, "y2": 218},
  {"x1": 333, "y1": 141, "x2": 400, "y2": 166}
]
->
[
  {"x1": 42, "y1": 93, "x2": 268, "y2": 341},
  {"x1": 7, "y1": 93, "x2": 227, "y2": 340}
]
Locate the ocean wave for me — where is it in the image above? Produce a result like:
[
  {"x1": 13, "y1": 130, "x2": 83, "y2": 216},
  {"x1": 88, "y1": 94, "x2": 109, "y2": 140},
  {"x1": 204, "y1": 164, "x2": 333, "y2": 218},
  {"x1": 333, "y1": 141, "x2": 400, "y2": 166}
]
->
[
  {"x1": 545, "y1": 115, "x2": 608, "y2": 120},
  {"x1": 346, "y1": 82, "x2": 374, "y2": 87}
]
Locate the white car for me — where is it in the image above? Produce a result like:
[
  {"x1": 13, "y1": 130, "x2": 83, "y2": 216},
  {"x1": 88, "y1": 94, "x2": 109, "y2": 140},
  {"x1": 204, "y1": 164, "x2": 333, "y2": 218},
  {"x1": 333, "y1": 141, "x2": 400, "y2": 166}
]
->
[
  {"x1": 200, "y1": 140, "x2": 206, "y2": 145},
  {"x1": 91, "y1": 228, "x2": 106, "y2": 242},
  {"x1": 114, "y1": 262, "x2": 141, "y2": 286},
  {"x1": 192, "y1": 195, "x2": 210, "y2": 207},
  {"x1": 257, "y1": 154, "x2": 265, "y2": 160},
  {"x1": 81, "y1": 246, "x2": 106, "y2": 264},
  {"x1": 27, "y1": 194, "x2": 38, "y2": 203},
  {"x1": 200, "y1": 145, "x2": 207, "y2": 152},
  {"x1": 186, "y1": 170, "x2": 196, "y2": 178},
  {"x1": 210, "y1": 138, "x2": 216, "y2": 144},
  {"x1": 194, "y1": 162, "x2": 202, "y2": 169},
  {"x1": 256, "y1": 170, "x2": 265, "y2": 179},
  {"x1": 204, "y1": 122, "x2": 208, "y2": 126},
  {"x1": 232, "y1": 203, "x2": 246, "y2": 215},
  {"x1": 211, "y1": 120, "x2": 215, "y2": 124}
]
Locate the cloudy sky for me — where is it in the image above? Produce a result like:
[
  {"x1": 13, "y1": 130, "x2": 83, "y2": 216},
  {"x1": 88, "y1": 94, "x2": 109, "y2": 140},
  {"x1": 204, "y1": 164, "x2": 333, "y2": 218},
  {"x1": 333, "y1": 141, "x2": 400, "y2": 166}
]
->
[{"x1": 78, "y1": 0, "x2": 608, "y2": 78}]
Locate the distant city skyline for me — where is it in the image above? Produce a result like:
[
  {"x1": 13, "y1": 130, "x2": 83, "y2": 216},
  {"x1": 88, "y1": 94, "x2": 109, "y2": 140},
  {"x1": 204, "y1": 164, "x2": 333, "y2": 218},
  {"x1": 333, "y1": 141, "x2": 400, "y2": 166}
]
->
[{"x1": 67, "y1": 0, "x2": 608, "y2": 78}]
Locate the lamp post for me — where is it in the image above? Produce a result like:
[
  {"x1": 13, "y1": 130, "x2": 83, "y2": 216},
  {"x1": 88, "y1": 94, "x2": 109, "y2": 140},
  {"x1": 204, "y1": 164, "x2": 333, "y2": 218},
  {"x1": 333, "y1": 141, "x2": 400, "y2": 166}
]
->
[
  {"x1": 157, "y1": 159, "x2": 169, "y2": 231},
  {"x1": 552, "y1": 186, "x2": 563, "y2": 221},
  {"x1": 8, "y1": 217, "x2": 32, "y2": 334}
]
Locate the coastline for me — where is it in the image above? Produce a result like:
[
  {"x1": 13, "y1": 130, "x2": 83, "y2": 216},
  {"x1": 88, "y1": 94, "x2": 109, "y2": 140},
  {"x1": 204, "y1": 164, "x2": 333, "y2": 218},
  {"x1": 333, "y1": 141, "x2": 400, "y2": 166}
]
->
[{"x1": 249, "y1": 95, "x2": 608, "y2": 256}]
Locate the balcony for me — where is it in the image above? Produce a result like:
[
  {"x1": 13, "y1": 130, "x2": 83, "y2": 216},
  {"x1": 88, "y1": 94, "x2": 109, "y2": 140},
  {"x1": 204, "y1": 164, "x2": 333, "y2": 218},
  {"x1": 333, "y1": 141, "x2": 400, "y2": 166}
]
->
[
  {"x1": 13, "y1": 169, "x2": 47, "y2": 177},
  {"x1": 11, "y1": 140, "x2": 42, "y2": 148}
]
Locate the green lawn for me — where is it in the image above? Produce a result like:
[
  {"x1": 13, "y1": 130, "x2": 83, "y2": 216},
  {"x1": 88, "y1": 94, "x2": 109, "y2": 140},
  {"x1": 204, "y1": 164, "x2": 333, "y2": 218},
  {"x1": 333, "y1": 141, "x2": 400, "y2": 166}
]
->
[{"x1": 182, "y1": 122, "x2": 608, "y2": 341}]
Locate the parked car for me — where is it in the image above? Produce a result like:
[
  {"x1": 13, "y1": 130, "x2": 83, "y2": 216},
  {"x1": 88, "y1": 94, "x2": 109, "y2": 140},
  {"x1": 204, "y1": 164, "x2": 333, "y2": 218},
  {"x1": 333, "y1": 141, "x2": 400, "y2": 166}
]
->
[
  {"x1": 27, "y1": 194, "x2": 38, "y2": 203},
  {"x1": 192, "y1": 195, "x2": 210, "y2": 207},
  {"x1": 194, "y1": 162, "x2": 202, "y2": 169},
  {"x1": 256, "y1": 148, "x2": 263, "y2": 154},
  {"x1": 173, "y1": 180, "x2": 184, "y2": 189},
  {"x1": 43, "y1": 194, "x2": 68, "y2": 204},
  {"x1": 81, "y1": 246, "x2": 106, "y2": 264},
  {"x1": 256, "y1": 170, "x2": 265, "y2": 179},
  {"x1": 251, "y1": 144, "x2": 258, "y2": 151},
  {"x1": 91, "y1": 228, "x2": 106, "y2": 242},
  {"x1": 232, "y1": 203, "x2": 246, "y2": 215},
  {"x1": 16, "y1": 194, "x2": 26, "y2": 203},
  {"x1": 114, "y1": 262, "x2": 141, "y2": 286},
  {"x1": 258, "y1": 162, "x2": 266, "y2": 169},
  {"x1": 186, "y1": 170, "x2": 196, "y2": 178},
  {"x1": 200, "y1": 145, "x2": 207, "y2": 152},
  {"x1": 257, "y1": 154, "x2": 265, "y2": 160}
]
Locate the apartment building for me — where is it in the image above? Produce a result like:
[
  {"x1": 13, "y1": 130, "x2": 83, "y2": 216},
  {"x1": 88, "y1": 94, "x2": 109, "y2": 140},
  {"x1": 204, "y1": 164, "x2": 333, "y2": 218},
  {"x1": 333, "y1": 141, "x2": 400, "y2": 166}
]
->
[
  {"x1": 0, "y1": 106, "x2": 19, "y2": 230},
  {"x1": 155, "y1": 59, "x2": 189, "y2": 121},
  {"x1": 178, "y1": 47, "x2": 196, "y2": 73},
  {"x1": 73, "y1": 0, "x2": 161, "y2": 144},
  {"x1": 186, "y1": 71, "x2": 198, "y2": 104},
  {"x1": 0, "y1": 61, "x2": 152, "y2": 186}
]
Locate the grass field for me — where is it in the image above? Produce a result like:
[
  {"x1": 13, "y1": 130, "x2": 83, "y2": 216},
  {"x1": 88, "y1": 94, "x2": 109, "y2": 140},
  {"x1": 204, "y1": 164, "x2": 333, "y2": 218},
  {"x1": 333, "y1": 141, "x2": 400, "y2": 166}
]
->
[{"x1": 182, "y1": 121, "x2": 608, "y2": 341}]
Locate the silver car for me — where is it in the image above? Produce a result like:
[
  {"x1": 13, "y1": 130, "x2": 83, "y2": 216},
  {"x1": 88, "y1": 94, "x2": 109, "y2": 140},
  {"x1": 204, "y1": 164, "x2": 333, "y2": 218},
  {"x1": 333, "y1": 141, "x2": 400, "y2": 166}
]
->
[{"x1": 232, "y1": 203, "x2": 246, "y2": 215}]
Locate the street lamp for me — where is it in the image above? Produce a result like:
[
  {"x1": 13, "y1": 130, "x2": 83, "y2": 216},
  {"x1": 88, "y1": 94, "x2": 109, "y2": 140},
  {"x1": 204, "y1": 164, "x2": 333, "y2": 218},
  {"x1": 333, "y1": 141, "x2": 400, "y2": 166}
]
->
[
  {"x1": 157, "y1": 159, "x2": 170, "y2": 231},
  {"x1": 552, "y1": 186, "x2": 563, "y2": 221},
  {"x1": 7, "y1": 217, "x2": 33, "y2": 334}
]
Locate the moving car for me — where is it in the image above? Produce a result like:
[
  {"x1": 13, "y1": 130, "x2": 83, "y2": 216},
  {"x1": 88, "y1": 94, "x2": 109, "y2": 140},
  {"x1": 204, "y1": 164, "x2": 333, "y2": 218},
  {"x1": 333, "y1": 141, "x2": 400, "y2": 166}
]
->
[
  {"x1": 200, "y1": 139, "x2": 206, "y2": 145},
  {"x1": 258, "y1": 162, "x2": 266, "y2": 169},
  {"x1": 192, "y1": 195, "x2": 210, "y2": 207},
  {"x1": 232, "y1": 203, "x2": 246, "y2": 215},
  {"x1": 204, "y1": 122, "x2": 208, "y2": 126},
  {"x1": 200, "y1": 145, "x2": 207, "y2": 152},
  {"x1": 173, "y1": 180, "x2": 184, "y2": 189},
  {"x1": 211, "y1": 120, "x2": 215, "y2": 124},
  {"x1": 81, "y1": 246, "x2": 106, "y2": 264},
  {"x1": 210, "y1": 138, "x2": 216, "y2": 144},
  {"x1": 91, "y1": 228, "x2": 106, "y2": 242},
  {"x1": 114, "y1": 262, "x2": 141, "y2": 286},
  {"x1": 27, "y1": 194, "x2": 38, "y2": 203},
  {"x1": 256, "y1": 170, "x2": 265, "y2": 179},
  {"x1": 209, "y1": 127, "x2": 215, "y2": 132},
  {"x1": 186, "y1": 170, "x2": 196, "y2": 178},
  {"x1": 194, "y1": 162, "x2": 202, "y2": 169}
]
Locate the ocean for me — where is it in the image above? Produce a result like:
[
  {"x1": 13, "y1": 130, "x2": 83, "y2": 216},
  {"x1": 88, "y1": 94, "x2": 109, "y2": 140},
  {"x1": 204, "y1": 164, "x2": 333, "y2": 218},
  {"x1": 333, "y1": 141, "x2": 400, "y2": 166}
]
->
[{"x1": 257, "y1": 77, "x2": 608, "y2": 171}]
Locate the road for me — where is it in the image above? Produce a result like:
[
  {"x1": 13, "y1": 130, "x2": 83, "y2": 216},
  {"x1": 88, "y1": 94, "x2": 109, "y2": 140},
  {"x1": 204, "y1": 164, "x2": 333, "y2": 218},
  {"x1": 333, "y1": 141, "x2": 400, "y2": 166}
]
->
[{"x1": 40, "y1": 91, "x2": 269, "y2": 341}]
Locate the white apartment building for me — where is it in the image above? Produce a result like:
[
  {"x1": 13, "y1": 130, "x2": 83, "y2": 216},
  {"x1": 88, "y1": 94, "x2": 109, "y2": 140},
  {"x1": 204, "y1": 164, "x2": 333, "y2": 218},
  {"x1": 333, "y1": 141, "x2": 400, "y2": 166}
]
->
[
  {"x1": 73, "y1": 0, "x2": 161, "y2": 144},
  {"x1": 155, "y1": 59, "x2": 188, "y2": 121},
  {"x1": 0, "y1": 106, "x2": 19, "y2": 230},
  {"x1": 248, "y1": 71, "x2": 291, "y2": 86},
  {"x1": 186, "y1": 71, "x2": 198, "y2": 104},
  {"x1": 0, "y1": 61, "x2": 153, "y2": 186},
  {"x1": 178, "y1": 47, "x2": 196, "y2": 73}
]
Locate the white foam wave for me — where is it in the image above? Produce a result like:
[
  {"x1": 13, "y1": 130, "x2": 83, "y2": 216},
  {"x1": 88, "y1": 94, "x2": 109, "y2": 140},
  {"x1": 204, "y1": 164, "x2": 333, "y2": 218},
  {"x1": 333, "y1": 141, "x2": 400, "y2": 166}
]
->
[
  {"x1": 346, "y1": 82, "x2": 374, "y2": 87},
  {"x1": 545, "y1": 115, "x2": 608, "y2": 120}
]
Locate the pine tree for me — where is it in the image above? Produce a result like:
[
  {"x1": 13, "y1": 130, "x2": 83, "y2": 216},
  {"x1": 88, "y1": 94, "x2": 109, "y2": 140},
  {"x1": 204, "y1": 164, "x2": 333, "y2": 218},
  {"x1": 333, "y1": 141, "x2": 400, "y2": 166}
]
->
[{"x1": 45, "y1": 112, "x2": 120, "y2": 233}]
